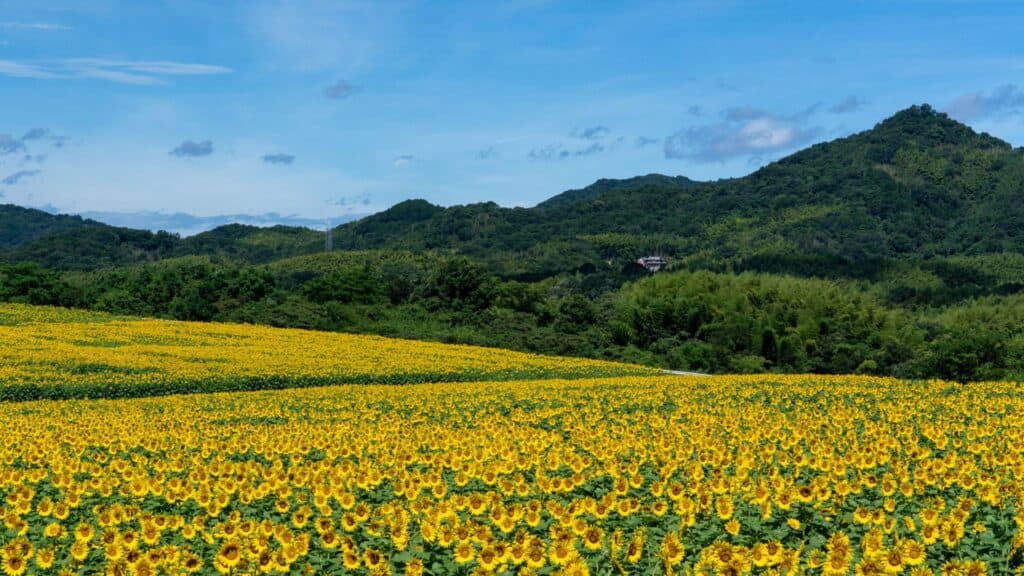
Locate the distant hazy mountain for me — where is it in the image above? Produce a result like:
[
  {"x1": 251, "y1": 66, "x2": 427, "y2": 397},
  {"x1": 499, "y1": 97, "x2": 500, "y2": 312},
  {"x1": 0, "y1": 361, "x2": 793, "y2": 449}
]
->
[
  {"x1": 0, "y1": 206, "x2": 362, "y2": 270},
  {"x1": 77, "y1": 210, "x2": 365, "y2": 237}
]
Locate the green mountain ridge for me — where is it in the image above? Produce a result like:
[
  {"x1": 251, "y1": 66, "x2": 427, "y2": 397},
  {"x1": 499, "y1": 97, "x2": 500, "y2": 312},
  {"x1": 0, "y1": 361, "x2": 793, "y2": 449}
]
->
[
  {"x1": 329, "y1": 105, "x2": 1024, "y2": 278},
  {"x1": 0, "y1": 204, "x2": 109, "y2": 251},
  {"x1": 5, "y1": 105, "x2": 1022, "y2": 278}
]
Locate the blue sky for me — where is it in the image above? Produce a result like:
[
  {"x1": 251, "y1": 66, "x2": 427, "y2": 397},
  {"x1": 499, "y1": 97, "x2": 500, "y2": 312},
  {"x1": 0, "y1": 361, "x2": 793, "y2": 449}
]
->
[{"x1": 1, "y1": 0, "x2": 1023, "y2": 230}]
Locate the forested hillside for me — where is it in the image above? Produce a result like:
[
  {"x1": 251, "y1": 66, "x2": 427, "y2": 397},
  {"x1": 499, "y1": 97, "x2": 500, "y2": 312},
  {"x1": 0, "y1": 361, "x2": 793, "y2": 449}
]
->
[
  {"x1": 2, "y1": 104, "x2": 1024, "y2": 380},
  {"x1": 329, "y1": 105, "x2": 1024, "y2": 278},
  {"x1": 0, "y1": 205, "x2": 106, "y2": 250}
]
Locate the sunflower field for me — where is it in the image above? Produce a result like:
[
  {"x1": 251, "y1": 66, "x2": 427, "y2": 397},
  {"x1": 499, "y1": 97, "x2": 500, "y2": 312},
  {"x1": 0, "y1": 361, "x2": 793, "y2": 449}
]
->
[
  {"x1": 0, "y1": 303, "x2": 651, "y2": 401},
  {"x1": 1, "y1": 371, "x2": 1022, "y2": 575}
]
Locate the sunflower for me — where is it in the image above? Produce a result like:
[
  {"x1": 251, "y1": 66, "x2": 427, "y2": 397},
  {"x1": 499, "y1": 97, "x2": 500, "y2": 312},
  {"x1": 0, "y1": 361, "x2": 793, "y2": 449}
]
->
[
  {"x1": 342, "y1": 551, "x2": 361, "y2": 570},
  {"x1": 882, "y1": 549, "x2": 904, "y2": 573},
  {"x1": 103, "y1": 542, "x2": 123, "y2": 562},
  {"x1": 1, "y1": 555, "x2": 27, "y2": 576},
  {"x1": 724, "y1": 519, "x2": 741, "y2": 536},
  {"x1": 364, "y1": 549, "x2": 385, "y2": 571},
  {"x1": 714, "y1": 495, "x2": 734, "y2": 520},
  {"x1": 550, "y1": 540, "x2": 576, "y2": 566},
  {"x1": 660, "y1": 532, "x2": 684, "y2": 566},
  {"x1": 34, "y1": 548, "x2": 54, "y2": 571},
  {"x1": 560, "y1": 558, "x2": 590, "y2": 576},
  {"x1": 43, "y1": 522, "x2": 63, "y2": 539},
  {"x1": 182, "y1": 552, "x2": 203, "y2": 573},
  {"x1": 315, "y1": 517, "x2": 333, "y2": 535},
  {"x1": 216, "y1": 542, "x2": 242, "y2": 569},
  {"x1": 478, "y1": 546, "x2": 499, "y2": 571},
  {"x1": 341, "y1": 513, "x2": 359, "y2": 532},
  {"x1": 321, "y1": 531, "x2": 340, "y2": 549},
  {"x1": 70, "y1": 540, "x2": 90, "y2": 563},
  {"x1": 582, "y1": 526, "x2": 603, "y2": 551},
  {"x1": 255, "y1": 550, "x2": 274, "y2": 574},
  {"x1": 625, "y1": 530, "x2": 644, "y2": 564},
  {"x1": 405, "y1": 558, "x2": 425, "y2": 576},
  {"x1": 854, "y1": 558, "x2": 886, "y2": 576},
  {"x1": 900, "y1": 540, "x2": 926, "y2": 566},
  {"x1": 525, "y1": 545, "x2": 546, "y2": 569},
  {"x1": 822, "y1": 551, "x2": 849, "y2": 576},
  {"x1": 454, "y1": 542, "x2": 475, "y2": 565},
  {"x1": 961, "y1": 560, "x2": 988, "y2": 576}
]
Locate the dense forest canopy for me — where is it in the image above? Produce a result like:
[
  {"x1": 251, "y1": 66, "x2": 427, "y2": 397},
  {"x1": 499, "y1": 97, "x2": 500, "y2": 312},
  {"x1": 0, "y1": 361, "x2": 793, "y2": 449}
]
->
[{"x1": 3, "y1": 105, "x2": 1024, "y2": 381}]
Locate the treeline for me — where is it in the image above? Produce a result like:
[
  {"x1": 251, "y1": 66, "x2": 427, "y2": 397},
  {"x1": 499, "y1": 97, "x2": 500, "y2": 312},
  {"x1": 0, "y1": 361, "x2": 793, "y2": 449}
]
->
[{"x1": 3, "y1": 254, "x2": 1022, "y2": 382}]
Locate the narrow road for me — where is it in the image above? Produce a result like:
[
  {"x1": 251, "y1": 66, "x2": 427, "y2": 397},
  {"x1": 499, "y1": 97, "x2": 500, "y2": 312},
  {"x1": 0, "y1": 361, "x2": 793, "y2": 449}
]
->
[{"x1": 663, "y1": 370, "x2": 710, "y2": 376}]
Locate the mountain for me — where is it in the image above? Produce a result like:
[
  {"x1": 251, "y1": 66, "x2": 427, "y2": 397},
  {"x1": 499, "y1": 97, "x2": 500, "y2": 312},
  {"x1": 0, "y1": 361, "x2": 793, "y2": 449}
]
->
[
  {"x1": 176, "y1": 224, "x2": 325, "y2": 263},
  {"x1": 330, "y1": 105, "x2": 1024, "y2": 279},
  {"x1": 0, "y1": 204, "x2": 109, "y2": 251},
  {"x1": 0, "y1": 222, "x2": 333, "y2": 271},
  {"x1": 3, "y1": 104, "x2": 1023, "y2": 278},
  {"x1": 535, "y1": 174, "x2": 697, "y2": 208},
  {"x1": 77, "y1": 210, "x2": 365, "y2": 236},
  {"x1": 0, "y1": 225, "x2": 180, "y2": 271}
]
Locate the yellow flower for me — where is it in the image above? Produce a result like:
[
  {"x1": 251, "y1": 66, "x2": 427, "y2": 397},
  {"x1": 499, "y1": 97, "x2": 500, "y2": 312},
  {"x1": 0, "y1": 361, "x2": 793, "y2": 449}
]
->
[
  {"x1": 1, "y1": 556, "x2": 27, "y2": 576},
  {"x1": 660, "y1": 532, "x2": 684, "y2": 566},
  {"x1": 454, "y1": 542, "x2": 475, "y2": 565}
]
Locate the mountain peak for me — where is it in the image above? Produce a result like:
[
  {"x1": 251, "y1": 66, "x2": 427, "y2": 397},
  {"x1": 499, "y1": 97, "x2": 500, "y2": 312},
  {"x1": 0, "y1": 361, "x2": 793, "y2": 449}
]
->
[
  {"x1": 870, "y1": 103, "x2": 1010, "y2": 151},
  {"x1": 536, "y1": 174, "x2": 695, "y2": 209}
]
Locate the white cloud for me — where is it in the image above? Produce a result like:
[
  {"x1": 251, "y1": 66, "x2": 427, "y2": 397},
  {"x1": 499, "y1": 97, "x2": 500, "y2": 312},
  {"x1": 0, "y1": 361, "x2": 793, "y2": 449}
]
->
[
  {"x1": 0, "y1": 59, "x2": 62, "y2": 79},
  {"x1": 246, "y1": 1, "x2": 402, "y2": 73},
  {"x1": 0, "y1": 58, "x2": 231, "y2": 84},
  {"x1": 664, "y1": 107, "x2": 822, "y2": 163},
  {"x1": 945, "y1": 84, "x2": 1024, "y2": 121},
  {"x1": 0, "y1": 22, "x2": 73, "y2": 31}
]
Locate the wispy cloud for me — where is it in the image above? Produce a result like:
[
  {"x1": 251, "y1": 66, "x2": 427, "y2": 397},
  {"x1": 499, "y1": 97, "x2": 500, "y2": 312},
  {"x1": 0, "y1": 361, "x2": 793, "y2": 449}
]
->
[
  {"x1": 945, "y1": 84, "x2": 1024, "y2": 121},
  {"x1": 572, "y1": 125, "x2": 609, "y2": 140},
  {"x1": 478, "y1": 146, "x2": 498, "y2": 159},
  {"x1": 0, "y1": 58, "x2": 231, "y2": 84},
  {"x1": 170, "y1": 140, "x2": 214, "y2": 158},
  {"x1": 21, "y1": 128, "x2": 50, "y2": 141},
  {"x1": 247, "y1": 1, "x2": 399, "y2": 73},
  {"x1": 332, "y1": 192, "x2": 372, "y2": 207},
  {"x1": 635, "y1": 136, "x2": 660, "y2": 148},
  {"x1": 393, "y1": 154, "x2": 414, "y2": 167},
  {"x1": 18, "y1": 127, "x2": 67, "y2": 148},
  {"x1": 262, "y1": 153, "x2": 296, "y2": 165},
  {"x1": 829, "y1": 95, "x2": 868, "y2": 114},
  {"x1": 2, "y1": 170, "x2": 41, "y2": 186},
  {"x1": 529, "y1": 142, "x2": 605, "y2": 160},
  {"x1": 0, "y1": 22, "x2": 72, "y2": 31},
  {"x1": 0, "y1": 60, "x2": 62, "y2": 79},
  {"x1": 530, "y1": 125, "x2": 616, "y2": 160},
  {"x1": 0, "y1": 134, "x2": 26, "y2": 156},
  {"x1": 324, "y1": 79, "x2": 359, "y2": 99},
  {"x1": 665, "y1": 106, "x2": 822, "y2": 163}
]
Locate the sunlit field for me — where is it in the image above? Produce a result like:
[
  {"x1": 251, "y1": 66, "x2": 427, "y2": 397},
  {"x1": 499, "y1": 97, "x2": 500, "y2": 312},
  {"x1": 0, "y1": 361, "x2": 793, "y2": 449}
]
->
[
  {"x1": 0, "y1": 303, "x2": 652, "y2": 401},
  {"x1": 1, "y1": 372, "x2": 1021, "y2": 575}
]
